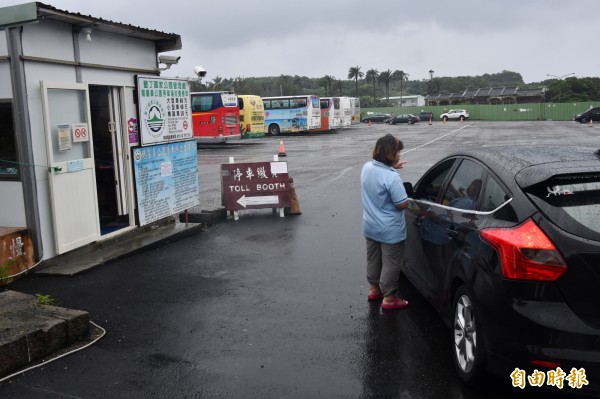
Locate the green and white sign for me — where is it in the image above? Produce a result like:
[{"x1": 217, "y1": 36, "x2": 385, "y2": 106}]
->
[{"x1": 137, "y1": 76, "x2": 193, "y2": 146}]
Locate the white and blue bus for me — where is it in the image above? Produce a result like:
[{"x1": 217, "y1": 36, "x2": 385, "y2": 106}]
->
[{"x1": 263, "y1": 95, "x2": 321, "y2": 135}]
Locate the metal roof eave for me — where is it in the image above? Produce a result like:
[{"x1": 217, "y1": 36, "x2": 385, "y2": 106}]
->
[{"x1": 1, "y1": 2, "x2": 182, "y2": 53}]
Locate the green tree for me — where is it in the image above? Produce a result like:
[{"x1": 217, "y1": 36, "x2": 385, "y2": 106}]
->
[
  {"x1": 365, "y1": 69, "x2": 379, "y2": 99},
  {"x1": 320, "y1": 75, "x2": 335, "y2": 96},
  {"x1": 347, "y1": 65, "x2": 364, "y2": 97},
  {"x1": 392, "y1": 70, "x2": 409, "y2": 106},
  {"x1": 378, "y1": 70, "x2": 392, "y2": 101}
]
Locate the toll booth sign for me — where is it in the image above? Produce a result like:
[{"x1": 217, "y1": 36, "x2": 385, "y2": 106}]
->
[{"x1": 221, "y1": 161, "x2": 292, "y2": 211}]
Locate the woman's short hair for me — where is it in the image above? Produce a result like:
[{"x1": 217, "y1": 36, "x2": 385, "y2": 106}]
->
[{"x1": 372, "y1": 134, "x2": 404, "y2": 166}]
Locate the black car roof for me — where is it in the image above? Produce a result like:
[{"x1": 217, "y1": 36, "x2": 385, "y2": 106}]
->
[{"x1": 447, "y1": 145, "x2": 600, "y2": 188}]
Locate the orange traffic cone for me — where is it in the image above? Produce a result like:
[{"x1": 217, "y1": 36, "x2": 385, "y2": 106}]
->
[
  {"x1": 368, "y1": 120, "x2": 372, "y2": 127},
  {"x1": 460, "y1": 116, "x2": 464, "y2": 123},
  {"x1": 428, "y1": 117, "x2": 432, "y2": 126},
  {"x1": 278, "y1": 140, "x2": 287, "y2": 157},
  {"x1": 589, "y1": 119, "x2": 593, "y2": 127},
  {"x1": 285, "y1": 177, "x2": 302, "y2": 215}
]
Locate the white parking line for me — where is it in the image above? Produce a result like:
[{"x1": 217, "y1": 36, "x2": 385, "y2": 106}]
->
[{"x1": 401, "y1": 123, "x2": 473, "y2": 155}]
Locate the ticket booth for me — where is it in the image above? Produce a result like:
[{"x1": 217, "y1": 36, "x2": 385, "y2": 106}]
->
[{"x1": 0, "y1": 2, "x2": 183, "y2": 269}]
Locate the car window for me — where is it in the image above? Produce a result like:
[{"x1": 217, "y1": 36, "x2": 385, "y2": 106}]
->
[
  {"x1": 414, "y1": 159, "x2": 456, "y2": 201},
  {"x1": 526, "y1": 174, "x2": 600, "y2": 240},
  {"x1": 442, "y1": 159, "x2": 484, "y2": 210},
  {"x1": 481, "y1": 175, "x2": 510, "y2": 212}
]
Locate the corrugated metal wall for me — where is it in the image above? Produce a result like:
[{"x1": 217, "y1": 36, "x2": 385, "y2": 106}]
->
[{"x1": 363, "y1": 102, "x2": 600, "y2": 121}]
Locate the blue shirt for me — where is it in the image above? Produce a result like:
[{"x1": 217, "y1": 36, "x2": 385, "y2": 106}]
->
[{"x1": 361, "y1": 160, "x2": 408, "y2": 244}]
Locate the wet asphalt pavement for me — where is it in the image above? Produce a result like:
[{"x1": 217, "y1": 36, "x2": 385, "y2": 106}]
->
[{"x1": 2, "y1": 121, "x2": 598, "y2": 398}]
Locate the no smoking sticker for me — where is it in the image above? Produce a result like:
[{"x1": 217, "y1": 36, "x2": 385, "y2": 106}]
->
[{"x1": 72, "y1": 123, "x2": 89, "y2": 142}]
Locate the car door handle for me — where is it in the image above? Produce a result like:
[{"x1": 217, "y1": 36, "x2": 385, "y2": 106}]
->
[
  {"x1": 415, "y1": 216, "x2": 424, "y2": 226},
  {"x1": 447, "y1": 228, "x2": 459, "y2": 238}
]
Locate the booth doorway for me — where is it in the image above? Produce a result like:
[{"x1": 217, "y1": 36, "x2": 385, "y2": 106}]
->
[{"x1": 89, "y1": 85, "x2": 131, "y2": 235}]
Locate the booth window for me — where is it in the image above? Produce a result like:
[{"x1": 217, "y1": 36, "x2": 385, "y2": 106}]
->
[{"x1": 0, "y1": 101, "x2": 19, "y2": 180}]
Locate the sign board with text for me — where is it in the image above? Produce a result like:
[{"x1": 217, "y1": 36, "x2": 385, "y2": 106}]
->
[
  {"x1": 136, "y1": 75, "x2": 193, "y2": 146},
  {"x1": 221, "y1": 161, "x2": 291, "y2": 211},
  {"x1": 133, "y1": 140, "x2": 199, "y2": 226}
]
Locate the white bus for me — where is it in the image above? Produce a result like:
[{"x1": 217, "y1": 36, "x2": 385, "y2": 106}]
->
[
  {"x1": 350, "y1": 97, "x2": 361, "y2": 125},
  {"x1": 263, "y1": 95, "x2": 321, "y2": 135},
  {"x1": 338, "y1": 96, "x2": 352, "y2": 127}
]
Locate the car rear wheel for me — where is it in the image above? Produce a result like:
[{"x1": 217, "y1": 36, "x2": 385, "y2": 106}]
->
[
  {"x1": 268, "y1": 124, "x2": 280, "y2": 136},
  {"x1": 452, "y1": 286, "x2": 486, "y2": 386}
]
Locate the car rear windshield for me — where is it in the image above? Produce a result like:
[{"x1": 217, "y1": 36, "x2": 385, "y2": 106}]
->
[{"x1": 526, "y1": 174, "x2": 600, "y2": 240}]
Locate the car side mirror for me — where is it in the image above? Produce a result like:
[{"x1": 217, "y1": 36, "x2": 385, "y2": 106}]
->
[{"x1": 404, "y1": 182, "x2": 414, "y2": 197}]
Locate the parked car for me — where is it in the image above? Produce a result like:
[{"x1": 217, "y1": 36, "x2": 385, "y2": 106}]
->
[
  {"x1": 574, "y1": 106, "x2": 600, "y2": 123},
  {"x1": 440, "y1": 109, "x2": 469, "y2": 121},
  {"x1": 361, "y1": 113, "x2": 392, "y2": 123},
  {"x1": 388, "y1": 114, "x2": 419, "y2": 125},
  {"x1": 402, "y1": 145, "x2": 600, "y2": 395},
  {"x1": 417, "y1": 111, "x2": 434, "y2": 122}
]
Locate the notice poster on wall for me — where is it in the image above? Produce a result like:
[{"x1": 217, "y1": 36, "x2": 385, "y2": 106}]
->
[
  {"x1": 136, "y1": 75, "x2": 193, "y2": 146},
  {"x1": 132, "y1": 140, "x2": 199, "y2": 226}
]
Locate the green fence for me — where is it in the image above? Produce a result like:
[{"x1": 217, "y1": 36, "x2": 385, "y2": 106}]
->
[{"x1": 363, "y1": 102, "x2": 600, "y2": 121}]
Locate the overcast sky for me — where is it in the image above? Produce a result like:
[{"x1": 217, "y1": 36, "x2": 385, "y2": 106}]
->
[{"x1": 3, "y1": 0, "x2": 598, "y2": 84}]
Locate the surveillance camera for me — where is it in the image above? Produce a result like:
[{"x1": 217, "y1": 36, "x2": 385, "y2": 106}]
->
[
  {"x1": 193, "y1": 65, "x2": 207, "y2": 78},
  {"x1": 158, "y1": 55, "x2": 181, "y2": 66}
]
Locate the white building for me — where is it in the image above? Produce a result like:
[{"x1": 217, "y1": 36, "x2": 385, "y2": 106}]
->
[
  {"x1": 380, "y1": 95, "x2": 426, "y2": 107},
  {"x1": 0, "y1": 2, "x2": 185, "y2": 272}
]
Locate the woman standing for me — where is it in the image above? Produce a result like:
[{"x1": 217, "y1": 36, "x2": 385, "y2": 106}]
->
[{"x1": 360, "y1": 134, "x2": 409, "y2": 310}]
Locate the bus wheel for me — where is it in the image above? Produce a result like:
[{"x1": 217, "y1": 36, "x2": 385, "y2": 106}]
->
[{"x1": 268, "y1": 124, "x2": 280, "y2": 136}]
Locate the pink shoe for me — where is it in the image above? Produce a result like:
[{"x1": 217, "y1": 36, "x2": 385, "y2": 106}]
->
[
  {"x1": 368, "y1": 292, "x2": 384, "y2": 301},
  {"x1": 381, "y1": 298, "x2": 409, "y2": 310}
]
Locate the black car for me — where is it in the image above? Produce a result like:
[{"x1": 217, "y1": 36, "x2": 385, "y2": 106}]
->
[
  {"x1": 388, "y1": 114, "x2": 419, "y2": 125},
  {"x1": 361, "y1": 113, "x2": 391, "y2": 123},
  {"x1": 416, "y1": 111, "x2": 434, "y2": 122},
  {"x1": 402, "y1": 145, "x2": 600, "y2": 395},
  {"x1": 574, "y1": 107, "x2": 600, "y2": 123}
]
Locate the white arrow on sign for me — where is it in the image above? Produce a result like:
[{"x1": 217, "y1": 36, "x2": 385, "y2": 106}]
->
[{"x1": 237, "y1": 194, "x2": 279, "y2": 208}]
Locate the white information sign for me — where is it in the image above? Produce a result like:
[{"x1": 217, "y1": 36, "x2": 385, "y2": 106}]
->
[
  {"x1": 133, "y1": 140, "x2": 199, "y2": 226},
  {"x1": 137, "y1": 76, "x2": 193, "y2": 146}
]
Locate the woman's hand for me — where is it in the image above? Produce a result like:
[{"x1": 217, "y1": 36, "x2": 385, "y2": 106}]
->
[{"x1": 393, "y1": 160, "x2": 407, "y2": 169}]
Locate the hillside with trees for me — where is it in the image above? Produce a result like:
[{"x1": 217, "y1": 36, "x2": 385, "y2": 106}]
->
[{"x1": 189, "y1": 70, "x2": 600, "y2": 107}]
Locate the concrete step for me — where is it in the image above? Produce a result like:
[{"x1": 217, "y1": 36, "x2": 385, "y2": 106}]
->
[{"x1": 0, "y1": 290, "x2": 90, "y2": 378}]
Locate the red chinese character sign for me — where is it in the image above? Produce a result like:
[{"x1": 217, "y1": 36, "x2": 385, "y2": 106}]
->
[{"x1": 221, "y1": 161, "x2": 292, "y2": 211}]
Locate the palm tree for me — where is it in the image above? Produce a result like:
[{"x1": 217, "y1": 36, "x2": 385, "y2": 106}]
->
[
  {"x1": 378, "y1": 70, "x2": 392, "y2": 101},
  {"x1": 211, "y1": 76, "x2": 223, "y2": 91},
  {"x1": 365, "y1": 69, "x2": 379, "y2": 100},
  {"x1": 347, "y1": 65, "x2": 364, "y2": 97},
  {"x1": 392, "y1": 70, "x2": 409, "y2": 107},
  {"x1": 320, "y1": 75, "x2": 335, "y2": 96}
]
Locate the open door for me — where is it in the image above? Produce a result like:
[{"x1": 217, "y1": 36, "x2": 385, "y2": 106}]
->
[
  {"x1": 89, "y1": 85, "x2": 131, "y2": 235},
  {"x1": 41, "y1": 82, "x2": 100, "y2": 254}
]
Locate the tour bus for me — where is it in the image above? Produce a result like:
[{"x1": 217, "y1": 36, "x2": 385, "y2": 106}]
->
[
  {"x1": 263, "y1": 95, "x2": 321, "y2": 135},
  {"x1": 191, "y1": 91, "x2": 240, "y2": 143},
  {"x1": 238, "y1": 95, "x2": 265, "y2": 139},
  {"x1": 339, "y1": 96, "x2": 352, "y2": 127},
  {"x1": 313, "y1": 97, "x2": 340, "y2": 132},
  {"x1": 350, "y1": 97, "x2": 361, "y2": 125}
]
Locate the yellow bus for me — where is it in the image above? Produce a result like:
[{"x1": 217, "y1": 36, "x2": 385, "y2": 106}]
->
[{"x1": 238, "y1": 95, "x2": 265, "y2": 139}]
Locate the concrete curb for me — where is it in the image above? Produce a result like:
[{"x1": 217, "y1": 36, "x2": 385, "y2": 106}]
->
[{"x1": 0, "y1": 290, "x2": 90, "y2": 378}]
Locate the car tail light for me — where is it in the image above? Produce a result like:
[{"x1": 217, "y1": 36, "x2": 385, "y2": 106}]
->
[
  {"x1": 530, "y1": 359, "x2": 561, "y2": 369},
  {"x1": 480, "y1": 219, "x2": 567, "y2": 281}
]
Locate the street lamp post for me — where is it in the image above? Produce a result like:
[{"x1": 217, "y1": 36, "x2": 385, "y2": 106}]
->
[
  {"x1": 546, "y1": 73, "x2": 575, "y2": 102},
  {"x1": 428, "y1": 69, "x2": 434, "y2": 95}
]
